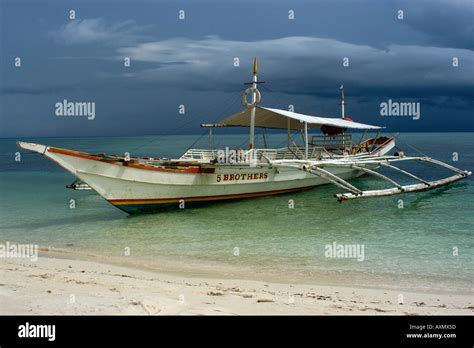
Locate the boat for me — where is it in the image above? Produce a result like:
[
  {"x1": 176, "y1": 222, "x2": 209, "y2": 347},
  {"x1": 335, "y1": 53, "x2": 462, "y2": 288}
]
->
[{"x1": 17, "y1": 59, "x2": 471, "y2": 214}]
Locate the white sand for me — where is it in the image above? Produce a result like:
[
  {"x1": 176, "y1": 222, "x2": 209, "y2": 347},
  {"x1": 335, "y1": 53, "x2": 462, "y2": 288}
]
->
[{"x1": 0, "y1": 253, "x2": 472, "y2": 315}]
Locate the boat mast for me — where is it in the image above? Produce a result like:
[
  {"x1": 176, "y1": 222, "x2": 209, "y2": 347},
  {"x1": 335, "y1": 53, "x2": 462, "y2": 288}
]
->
[
  {"x1": 249, "y1": 58, "x2": 258, "y2": 149},
  {"x1": 208, "y1": 126, "x2": 213, "y2": 150},
  {"x1": 339, "y1": 84, "x2": 346, "y2": 145},
  {"x1": 304, "y1": 121, "x2": 308, "y2": 159},
  {"x1": 340, "y1": 84, "x2": 345, "y2": 118}
]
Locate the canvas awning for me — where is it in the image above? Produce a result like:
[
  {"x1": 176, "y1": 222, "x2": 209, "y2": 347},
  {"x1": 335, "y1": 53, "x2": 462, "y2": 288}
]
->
[{"x1": 202, "y1": 106, "x2": 383, "y2": 131}]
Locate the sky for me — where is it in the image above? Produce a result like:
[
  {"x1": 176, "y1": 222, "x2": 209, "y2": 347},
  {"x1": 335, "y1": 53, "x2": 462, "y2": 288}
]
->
[{"x1": 0, "y1": 0, "x2": 473, "y2": 137}]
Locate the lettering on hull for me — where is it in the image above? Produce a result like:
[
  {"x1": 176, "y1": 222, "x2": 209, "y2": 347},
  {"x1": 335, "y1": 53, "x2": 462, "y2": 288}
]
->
[{"x1": 216, "y1": 172, "x2": 268, "y2": 182}]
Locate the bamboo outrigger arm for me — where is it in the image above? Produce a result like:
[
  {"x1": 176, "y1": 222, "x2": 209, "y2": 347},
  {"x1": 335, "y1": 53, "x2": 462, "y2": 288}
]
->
[
  {"x1": 270, "y1": 155, "x2": 471, "y2": 202},
  {"x1": 306, "y1": 166, "x2": 362, "y2": 195},
  {"x1": 335, "y1": 156, "x2": 471, "y2": 201},
  {"x1": 379, "y1": 162, "x2": 431, "y2": 186},
  {"x1": 336, "y1": 172, "x2": 469, "y2": 201},
  {"x1": 351, "y1": 165, "x2": 403, "y2": 190}
]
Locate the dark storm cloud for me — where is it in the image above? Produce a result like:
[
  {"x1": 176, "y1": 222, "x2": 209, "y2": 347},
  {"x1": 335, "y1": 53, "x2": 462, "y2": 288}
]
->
[
  {"x1": 400, "y1": 0, "x2": 474, "y2": 50},
  {"x1": 1, "y1": 0, "x2": 473, "y2": 137},
  {"x1": 50, "y1": 18, "x2": 151, "y2": 46},
  {"x1": 117, "y1": 36, "x2": 473, "y2": 96},
  {"x1": 1, "y1": 85, "x2": 78, "y2": 95}
]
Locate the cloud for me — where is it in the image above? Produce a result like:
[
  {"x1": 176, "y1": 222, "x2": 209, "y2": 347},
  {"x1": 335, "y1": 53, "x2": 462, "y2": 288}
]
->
[
  {"x1": 0, "y1": 85, "x2": 78, "y2": 95},
  {"x1": 401, "y1": 0, "x2": 474, "y2": 50},
  {"x1": 116, "y1": 36, "x2": 474, "y2": 97},
  {"x1": 52, "y1": 18, "x2": 149, "y2": 45}
]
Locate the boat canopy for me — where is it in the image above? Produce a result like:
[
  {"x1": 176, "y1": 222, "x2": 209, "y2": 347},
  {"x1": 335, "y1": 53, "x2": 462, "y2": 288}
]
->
[{"x1": 202, "y1": 106, "x2": 383, "y2": 131}]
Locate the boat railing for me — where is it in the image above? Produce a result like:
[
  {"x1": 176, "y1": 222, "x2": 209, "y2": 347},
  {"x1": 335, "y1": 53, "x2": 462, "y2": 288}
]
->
[
  {"x1": 180, "y1": 147, "x2": 323, "y2": 163},
  {"x1": 179, "y1": 149, "x2": 218, "y2": 161},
  {"x1": 310, "y1": 134, "x2": 352, "y2": 151}
]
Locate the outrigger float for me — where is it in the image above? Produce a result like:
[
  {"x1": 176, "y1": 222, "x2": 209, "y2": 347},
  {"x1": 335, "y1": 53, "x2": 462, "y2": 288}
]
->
[{"x1": 18, "y1": 59, "x2": 471, "y2": 214}]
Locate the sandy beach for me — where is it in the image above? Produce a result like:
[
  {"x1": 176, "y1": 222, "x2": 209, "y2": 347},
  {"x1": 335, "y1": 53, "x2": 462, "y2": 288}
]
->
[{"x1": 1, "y1": 251, "x2": 472, "y2": 315}]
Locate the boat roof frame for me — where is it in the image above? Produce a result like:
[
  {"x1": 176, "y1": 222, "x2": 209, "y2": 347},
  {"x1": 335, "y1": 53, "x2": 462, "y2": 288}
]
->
[{"x1": 202, "y1": 106, "x2": 384, "y2": 131}]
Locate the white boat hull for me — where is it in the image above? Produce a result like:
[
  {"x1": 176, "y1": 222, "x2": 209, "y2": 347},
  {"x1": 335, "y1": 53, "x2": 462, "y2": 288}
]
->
[{"x1": 17, "y1": 141, "x2": 373, "y2": 213}]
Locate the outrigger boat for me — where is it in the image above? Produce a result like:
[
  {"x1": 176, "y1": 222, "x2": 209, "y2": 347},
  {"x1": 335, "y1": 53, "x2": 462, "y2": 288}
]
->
[{"x1": 17, "y1": 59, "x2": 471, "y2": 214}]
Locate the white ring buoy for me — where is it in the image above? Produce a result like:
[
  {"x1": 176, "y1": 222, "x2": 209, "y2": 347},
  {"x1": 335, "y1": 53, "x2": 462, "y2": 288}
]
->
[{"x1": 242, "y1": 87, "x2": 261, "y2": 108}]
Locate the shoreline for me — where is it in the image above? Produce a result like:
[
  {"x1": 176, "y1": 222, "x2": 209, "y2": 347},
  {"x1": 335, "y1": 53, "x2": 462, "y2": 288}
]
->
[
  {"x1": 1, "y1": 250, "x2": 472, "y2": 315},
  {"x1": 35, "y1": 247, "x2": 474, "y2": 295}
]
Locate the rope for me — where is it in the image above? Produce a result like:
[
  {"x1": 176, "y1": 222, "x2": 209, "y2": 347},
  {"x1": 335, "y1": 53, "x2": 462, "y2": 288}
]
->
[
  {"x1": 389, "y1": 133, "x2": 430, "y2": 157},
  {"x1": 129, "y1": 91, "x2": 242, "y2": 154},
  {"x1": 182, "y1": 130, "x2": 209, "y2": 154}
]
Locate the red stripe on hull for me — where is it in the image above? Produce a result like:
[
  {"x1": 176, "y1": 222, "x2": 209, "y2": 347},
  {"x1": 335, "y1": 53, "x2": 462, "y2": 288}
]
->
[{"x1": 48, "y1": 147, "x2": 214, "y2": 174}]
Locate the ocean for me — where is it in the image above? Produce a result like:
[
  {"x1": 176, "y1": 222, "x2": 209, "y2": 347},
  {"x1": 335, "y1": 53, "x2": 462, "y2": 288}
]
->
[{"x1": 0, "y1": 133, "x2": 473, "y2": 292}]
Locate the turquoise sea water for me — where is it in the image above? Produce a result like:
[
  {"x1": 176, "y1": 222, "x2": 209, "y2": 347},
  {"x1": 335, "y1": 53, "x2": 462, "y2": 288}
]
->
[{"x1": 0, "y1": 133, "x2": 473, "y2": 292}]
